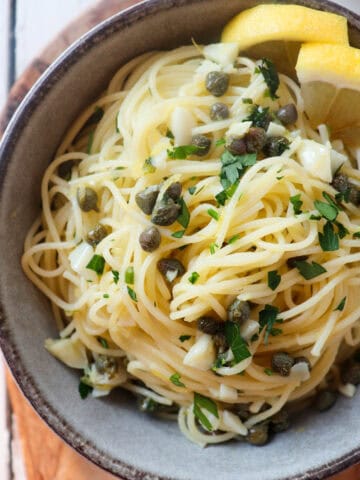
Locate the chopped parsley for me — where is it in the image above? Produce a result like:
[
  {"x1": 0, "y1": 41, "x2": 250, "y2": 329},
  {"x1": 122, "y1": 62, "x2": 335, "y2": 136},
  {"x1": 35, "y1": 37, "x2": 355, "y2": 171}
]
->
[
  {"x1": 209, "y1": 242, "x2": 219, "y2": 255},
  {"x1": 225, "y1": 321, "x2": 251, "y2": 364},
  {"x1": 125, "y1": 266, "x2": 134, "y2": 284},
  {"x1": 334, "y1": 297, "x2": 346, "y2": 312},
  {"x1": 127, "y1": 286, "x2": 137, "y2": 302},
  {"x1": 172, "y1": 230, "x2": 185, "y2": 238},
  {"x1": 98, "y1": 337, "x2": 109, "y2": 349},
  {"x1": 318, "y1": 221, "x2": 339, "y2": 251},
  {"x1": 86, "y1": 254, "x2": 105, "y2": 275},
  {"x1": 167, "y1": 145, "x2": 199, "y2": 159},
  {"x1": 177, "y1": 198, "x2": 190, "y2": 228},
  {"x1": 207, "y1": 208, "x2": 220, "y2": 221},
  {"x1": 79, "y1": 381, "x2": 93, "y2": 399},
  {"x1": 335, "y1": 221, "x2": 349, "y2": 239},
  {"x1": 354, "y1": 232, "x2": 360, "y2": 239},
  {"x1": 220, "y1": 151, "x2": 257, "y2": 189},
  {"x1": 188, "y1": 186, "x2": 196, "y2": 195},
  {"x1": 103, "y1": 294, "x2": 110, "y2": 299},
  {"x1": 335, "y1": 190, "x2": 351, "y2": 203},
  {"x1": 314, "y1": 200, "x2": 338, "y2": 222},
  {"x1": 264, "y1": 368, "x2": 273, "y2": 376},
  {"x1": 169, "y1": 373, "x2": 185, "y2": 387},
  {"x1": 259, "y1": 305, "x2": 283, "y2": 345},
  {"x1": 227, "y1": 234, "x2": 240, "y2": 245},
  {"x1": 242, "y1": 97, "x2": 253, "y2": 104},
  {"x1": 244, "y1": 104, "x2": 271, "y2": 129},
  {"x1": 166, "y1": 128, "x2": 175, "y2": 140},
  {"x1": 143, "y1": 157, "x2": 156, "y2": 174},
  {"x1": 258, "y1": 58, "x2": 279, "y2": 100},
  {"x1": 179, "y1": 335, "x2": 191, "y2": 342},
  {"x1": 215, "y1": 181, "x2": 239, "y2": 206},
  {"x1": 193, "y1": 393, "x2": 219, "y2": 432},
  {"x1": 268, "y1": 270, "x2": 281, "y2": 291},
  {"x1": 188, "y1": 272, "x2": 200, "y2": 284},
  {"x1": 215, "y1": 137, "x2": 226, "y2": 146},
  {"x1": 112, "y1": 270, "x2": 119, "y2": 284},
  {"x1": 290, "y1": 194, "x2": 303, "y2": 215},
  {"x1": 295, "y1": 260, "x2": 327, "y2": 280}
]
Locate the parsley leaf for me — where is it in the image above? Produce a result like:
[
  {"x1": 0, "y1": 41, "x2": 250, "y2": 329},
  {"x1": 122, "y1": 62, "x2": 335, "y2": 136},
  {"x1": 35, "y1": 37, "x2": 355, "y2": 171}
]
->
[
  {"x1": 242, "y1": 97, "x2": 253, "y2": 104},
  {"x1": 125, "y1": 266, "x2": 134, "y2": 284},
  {"x1": 354, "y1": 232, "x2": 360, "y2": 239},
  {"x1": 170, "y1": 373, "x2": 185, "y2": 387},
  {"x1": 334, "y1": 221, "x2": 349, "y2": 239},
  {"x1": 244, "y1": 104, "x2": 271, "y2": 129},
  {"x1": 167, "y1": 145, "x2": 198, "y2": 159},
  {"x1": 177, "y1": 198, "x2": 190, "y2": 228},
  {"x1": 188, "y1": 272, "x2": 200, "y2": 284},
  {"x1": 207, "y1": 208, "x2": 220, "y2": 221},
  {"x1": 258, "y1": 58, "x2": 279, "y2": 100},
  {"x1": 318, "y1": 221, "x2": 339, "y2": 251},
  {"x1": 264, "y1": 368, "x2": 273, "y2": 376},
  {"x1": 290, "y1": 194, "x2": 303, "y2": 215},
  {"x1": 225, "y1": 321, "x2": 251, "y2": 364},
  {"x1": 166, "y1": 129, "x2": 175, "y2": 140},
  {"x1": 179, "y1": 335, "x2": 191, "y2": 342},
  {"x1": 188, "y1": 186, "x2": 196, "y2": 195},
  {"x1": 314, "y1": 200, "x2": 338, "y2": 221},
  {"x1": 112, "y1": 270, "x2": 119, "y2": 284},
  {"x1": 172, "y1": 230, "x2": 185, "y2": 238},
  {"x1": 79, "y1": 381, "x2": 93, "y2": 399},
  {"x1": 220, "y1": 151, "x2": 257, "y2": 189},
  {"x1": 227, "y1": 234, "x2": 240, "y2": 244},
  {"x1": 259, "y1": 305, "x2": 282, "y2": 345},
  {"x1": 209, "y1": 242, "x2": 219, "y2": 255},
  {"x1": 103, "y1": 294, "x2": 109, "y2": 299},
  {"x1": 295, "y1": 260, "x2": 327, "y2": 280},
  {"x1": 334, "y1": 297, "x2": 346, "y2": 311},
  {"x1": 127, "y1": 286, "x2": 137, "y2": 302},
  {"x1": 98, "y1": 337, "x2": 109, "y2": 349},
  {"x1": 193, "y1": 393, "x2": 219, "y2": 431},
  {"x1": 268, "y1": 270, "x2": 281, "y2": 291},
  {"x1": 215, "y1": 138, "x2": 226, "y2": 146},
  {"x1": 86, "y1": 255, "x2": 105, "y2": 275}
]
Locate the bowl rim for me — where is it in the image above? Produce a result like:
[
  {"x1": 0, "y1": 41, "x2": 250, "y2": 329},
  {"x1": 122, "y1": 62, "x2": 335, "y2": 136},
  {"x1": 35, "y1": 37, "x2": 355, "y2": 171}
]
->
[{"x1": 1, "y1": 0, "x2": 360, "y2": 478}]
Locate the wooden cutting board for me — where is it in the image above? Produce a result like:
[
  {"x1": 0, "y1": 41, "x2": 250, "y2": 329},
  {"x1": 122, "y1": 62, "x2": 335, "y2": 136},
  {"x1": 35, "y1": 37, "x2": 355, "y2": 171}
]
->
[{"x1": 1, "y1": 0, "x2": 360, "y2": 478}]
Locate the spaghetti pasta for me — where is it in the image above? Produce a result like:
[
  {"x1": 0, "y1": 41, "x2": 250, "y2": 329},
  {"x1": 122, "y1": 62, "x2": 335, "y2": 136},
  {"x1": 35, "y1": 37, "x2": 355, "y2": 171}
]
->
[{"x1": 22, "y1": 43, "x2": 360, "y2": 446}]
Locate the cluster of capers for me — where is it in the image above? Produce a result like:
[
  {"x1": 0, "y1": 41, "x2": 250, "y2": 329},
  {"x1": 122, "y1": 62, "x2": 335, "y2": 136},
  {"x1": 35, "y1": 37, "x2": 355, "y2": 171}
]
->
[
  {"x1": 332, "y1": 172, "x2": 360, "y2": 206},
  {"x1": 271, "y1": 351, "x2": 311, "y2": 377},
  {"x1": 197, "y1": 298, "x2": 251, "y2": 353},
  {"x1": 135, "y1": 181, "x2": 183, "y2": 252}
]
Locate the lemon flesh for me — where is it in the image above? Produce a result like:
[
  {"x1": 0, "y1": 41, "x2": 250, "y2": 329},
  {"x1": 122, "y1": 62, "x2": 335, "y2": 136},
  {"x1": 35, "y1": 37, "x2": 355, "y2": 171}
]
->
[
  {"x1": 296, "y1": 43, "x2": 360, "y2": 136},
  {"x1": 221, "y1": 5, "x2": 348, "y2": 76}
]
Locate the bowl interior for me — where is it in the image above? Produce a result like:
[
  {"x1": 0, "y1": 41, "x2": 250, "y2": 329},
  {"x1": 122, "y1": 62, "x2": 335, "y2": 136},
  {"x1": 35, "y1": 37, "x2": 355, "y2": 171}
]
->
[{"x1": 1, "y1": 1, "x2": 360, "y2": 479}]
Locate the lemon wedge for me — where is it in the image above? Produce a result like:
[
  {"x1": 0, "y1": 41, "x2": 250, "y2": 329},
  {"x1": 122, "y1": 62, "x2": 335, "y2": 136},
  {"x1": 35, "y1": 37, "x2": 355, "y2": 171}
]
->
[
  {"x1": 221, "y1": 5, "x2": 348, "y2": 75},
  {"x1": 296, "y1": 43, "x2": 360, "y2": 138}
]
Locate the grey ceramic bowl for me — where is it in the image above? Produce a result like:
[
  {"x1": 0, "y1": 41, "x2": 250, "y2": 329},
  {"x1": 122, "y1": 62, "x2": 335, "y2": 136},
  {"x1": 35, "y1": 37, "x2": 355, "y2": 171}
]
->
[{"x1": 1, "y1": 1, "x2": 360, "y2": 479}]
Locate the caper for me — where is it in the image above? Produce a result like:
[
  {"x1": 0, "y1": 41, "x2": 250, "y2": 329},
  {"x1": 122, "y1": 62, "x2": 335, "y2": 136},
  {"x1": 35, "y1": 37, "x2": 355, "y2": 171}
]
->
[
  {"x1": 233, "y1": 403, "x2": 251, "y2": 421},
  {"x1": 286, "y1": 255, "x2": 309, "y2": 269},
  {"x1": 271, "y1": 352, "x2": 295, "y2": 377},
  {"x1": 246, "y1": 423, "x2": 269, "y2": 446},
  {"x1": 58, "y1": 160, "x2": 74, "y2": 180},
  {"x1": 205, "y1": 71, "x2": 230, "y2": 97},
  {"x1": 227, "y1": 299, "x2": 250, "y2": 325},
  {"x1": 157, "y1": 258, "x2": 185, "y2": 282},
  {"x1": 341, "y1": 361, "x2": 360, "y2": 385},
  {"x1": 294, "y1": 356, "x2": 312, "y2": 371},
  {"x1": 52, "y1": 192, "x2": 67, "y2": 210},
  {"x1": 331, "y1": 173, "x2": 350, "y2": 194},
  {"x1": 315, "y1": 390, "x2": 337, "y2": 412},
  {"x1": 276, "y1": 103, "x2": 298, "y2": 126},
  {"x1": 244, "y1": 127, "x2": 267, "y2": 153},
  {"x1": 95, "y1": 355, "x2": 118, "y2": 378},
  {"x1": 165, "y1": 182, "x2": 182, "y2": 201},
  {"x1": 226, "y1": 136, "x2": 247, "y2": 155},
  {"x1": 135, "y1": 185, "x2": 160, "y2": 215},
  {"x1": 87, "y1": 223, "x2": 108, "y2": 246},
  {"x1": 210, "y1": 102, "x2": 229, "y2": 121},
  {"x1": 263, "y1": 136, "x2": 290, "y2": 157},
  {"x1": 197, "y1": 316, "x2": 224, "y2": 335},
  {"x1": 191, "y1": 135, "x2": 211, "y2": 156},
  {"x1": 77, "y1": 186, "x2": 98, "y2": 212},
  {"x1": 151, "y1": 197, "x2": 181, "y2": 226},
  {"x1": 270, "y1": 410, "x2": 290, "y2": 433},
  {"x1": 139, "y1": 226, "x2": 161, "y2": 252},
  {"x1": 213, "y1": 332, "x2": 228, "y2": 353}
]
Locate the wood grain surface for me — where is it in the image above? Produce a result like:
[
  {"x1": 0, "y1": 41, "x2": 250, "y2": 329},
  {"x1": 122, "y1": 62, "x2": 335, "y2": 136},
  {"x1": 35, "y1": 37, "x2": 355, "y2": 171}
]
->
[{"x1": 1, "y1": 0, "x2": 360, "y2": 478}]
